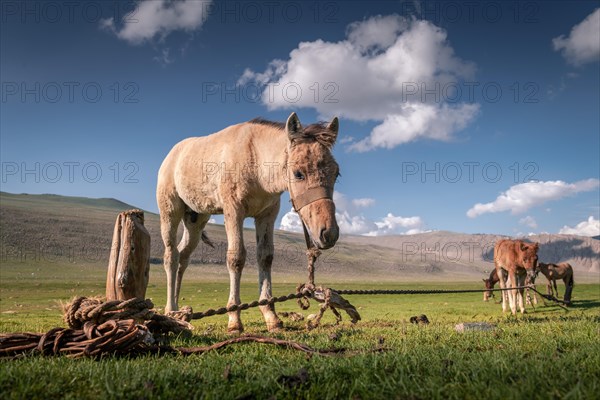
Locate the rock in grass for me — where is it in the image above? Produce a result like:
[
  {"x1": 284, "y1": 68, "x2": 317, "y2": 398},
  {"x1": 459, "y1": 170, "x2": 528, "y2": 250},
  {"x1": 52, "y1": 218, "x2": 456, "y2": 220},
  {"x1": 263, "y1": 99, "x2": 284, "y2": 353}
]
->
[{"x1": 454, "y1": 322, "x2": 496, "y2": 333}]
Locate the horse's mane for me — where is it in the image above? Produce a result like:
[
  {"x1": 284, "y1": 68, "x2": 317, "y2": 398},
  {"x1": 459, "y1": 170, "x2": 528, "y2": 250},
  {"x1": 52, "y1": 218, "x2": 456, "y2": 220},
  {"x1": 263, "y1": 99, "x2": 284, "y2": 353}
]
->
[
  {"x1": 249, "y1": 118, "x2": 335, "y2": 148},
  {"x1": 249, "y1": 118, "x2": 286, "y2": 130}
]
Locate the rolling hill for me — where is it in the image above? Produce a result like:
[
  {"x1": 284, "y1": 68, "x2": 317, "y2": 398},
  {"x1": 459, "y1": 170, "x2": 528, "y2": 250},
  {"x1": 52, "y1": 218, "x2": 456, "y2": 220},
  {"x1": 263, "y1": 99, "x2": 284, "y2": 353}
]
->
[{"x1": 1, "y1": 192, "x2": 598, "y2": 282}]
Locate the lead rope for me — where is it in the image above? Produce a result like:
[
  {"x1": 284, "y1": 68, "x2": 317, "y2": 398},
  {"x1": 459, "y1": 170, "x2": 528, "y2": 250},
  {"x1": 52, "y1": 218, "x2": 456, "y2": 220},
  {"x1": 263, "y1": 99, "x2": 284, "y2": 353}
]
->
[{"x1": 296, "y1": 219, "x2": 321, "y2": 310}]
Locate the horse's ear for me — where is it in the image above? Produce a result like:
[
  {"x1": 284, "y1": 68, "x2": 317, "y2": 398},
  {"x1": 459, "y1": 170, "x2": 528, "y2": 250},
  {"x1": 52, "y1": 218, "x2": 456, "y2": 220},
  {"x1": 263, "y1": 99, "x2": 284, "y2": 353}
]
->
[
  {"x1": 520, "y1": 243, "x2": 527, "y2": 251},
  {"x1": 286, "y1": 112, "x2": 303, "y2": 142},
  {"x1": 327, "y1": 117, "x2": 339, "y2": 136},
  {"x1": 318, "y1": 116, "x2": 339, "y2": 148}
]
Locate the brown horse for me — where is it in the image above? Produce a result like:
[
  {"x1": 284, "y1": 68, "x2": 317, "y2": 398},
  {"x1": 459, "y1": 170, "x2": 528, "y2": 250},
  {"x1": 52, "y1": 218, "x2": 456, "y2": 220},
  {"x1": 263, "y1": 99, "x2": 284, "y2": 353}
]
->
[
  {"x1": 157, "y1": 113, "x2": 340, "y2": 332},
  {"x1": 536, "y1": 262, "x2": 574, "y2": 305},
  {"x1": 482, "y1": 268, "x2": 538, "y2": 305},
  {"x1": 482, "y1": 269, "x2": 499, "y2": 302},
  {"x1": 494, "y1": 239, "x2": 539, "y2": 315}
]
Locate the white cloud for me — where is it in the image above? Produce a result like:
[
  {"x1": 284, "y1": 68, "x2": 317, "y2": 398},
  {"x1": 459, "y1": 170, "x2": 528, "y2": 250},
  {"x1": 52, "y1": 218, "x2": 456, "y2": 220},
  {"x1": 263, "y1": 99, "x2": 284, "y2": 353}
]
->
[
  {"x1": 351, "y1": 197, "x2": 375, "y2": 208},
  {"x1": 279, "y1": 191, "x2": 425, "y2": 236},
  {"x1": 372, "y1": 214, "x2": 424, "y2": 236},
  {"x1": 553, "y1": 8, "x2": 600, "y2": 66},
  {"x1": 559, "y1": 216, "x2": 600, "y2": 237},
  {"x1": 241, "y1": 14, "x2": 479, "y2": 151},
  {"x1": 279, "y1": 208, "x2": 304, "y2": 233},
  {"x1": 519, "y1": 215, "x2": 538, "y2": 229},
  {"x1": 467, "y1": 179, "x2": 600, "y2": 218},
  {"x1": 101, "y1": 0, "x2": 211, "y2": 45},
  {"x1": 348, "y1": 103, "x2": 479, "y2": 151}
]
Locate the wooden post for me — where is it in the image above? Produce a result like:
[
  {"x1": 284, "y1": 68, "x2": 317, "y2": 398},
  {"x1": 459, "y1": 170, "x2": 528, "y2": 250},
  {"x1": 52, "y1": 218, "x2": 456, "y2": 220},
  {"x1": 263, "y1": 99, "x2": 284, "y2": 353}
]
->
[{"x1": 106, "y1": 209, "x2": 151, "y2": 301}]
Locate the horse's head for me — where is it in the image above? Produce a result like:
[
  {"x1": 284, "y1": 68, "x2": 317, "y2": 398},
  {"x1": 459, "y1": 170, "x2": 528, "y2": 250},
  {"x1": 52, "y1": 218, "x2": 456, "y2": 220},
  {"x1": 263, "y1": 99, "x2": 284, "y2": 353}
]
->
[
  {"x1": 536, "y1": 262, "x2": 547, "y2": 273},
  {"x1": 285, "y1": 112, "x2": 340, "y2": 250},
  {"x1": 482, "y1": 278, "x2": 494, "y2": 301},
  {"x1": 520, "y1": 242, "x2": 539, "y2": 283}
]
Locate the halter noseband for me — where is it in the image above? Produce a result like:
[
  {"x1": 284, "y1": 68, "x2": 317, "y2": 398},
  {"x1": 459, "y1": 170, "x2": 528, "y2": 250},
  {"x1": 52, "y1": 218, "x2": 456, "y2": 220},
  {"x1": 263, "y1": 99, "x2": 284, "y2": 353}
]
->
[{"x1": 290, "y1": 186, "x2": 332, "y2": 212}]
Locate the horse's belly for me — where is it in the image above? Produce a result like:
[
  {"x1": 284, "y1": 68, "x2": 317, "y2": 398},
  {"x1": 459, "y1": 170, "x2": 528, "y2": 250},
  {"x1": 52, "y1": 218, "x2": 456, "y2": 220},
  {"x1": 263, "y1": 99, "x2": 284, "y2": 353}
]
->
[{"x1": 178, "y1": 185, "x2": 224, "y2": 214}]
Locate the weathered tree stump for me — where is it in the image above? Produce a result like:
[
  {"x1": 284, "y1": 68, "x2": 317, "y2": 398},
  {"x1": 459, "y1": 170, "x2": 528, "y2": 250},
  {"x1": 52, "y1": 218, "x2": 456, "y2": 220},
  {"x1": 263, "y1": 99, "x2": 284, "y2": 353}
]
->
[{"x1": 106, "y1": 209, "x2": 150, "y2": 301}]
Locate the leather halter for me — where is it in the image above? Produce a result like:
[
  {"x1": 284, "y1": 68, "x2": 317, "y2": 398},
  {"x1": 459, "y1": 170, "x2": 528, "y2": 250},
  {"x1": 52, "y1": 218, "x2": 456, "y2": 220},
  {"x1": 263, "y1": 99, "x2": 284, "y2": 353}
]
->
[
  {"x1": 288, "y1": 176, "x2": 333, "y2": 250},
  {"x1": 290, "y1": 186, "x2": 332, "y2": 212}
]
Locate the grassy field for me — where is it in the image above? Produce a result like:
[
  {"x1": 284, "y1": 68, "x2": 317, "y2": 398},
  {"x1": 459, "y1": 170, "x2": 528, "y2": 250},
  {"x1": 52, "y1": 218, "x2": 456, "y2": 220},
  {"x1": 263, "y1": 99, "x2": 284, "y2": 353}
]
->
[{"x1": 1, "y1": 261, "x2": 599, "y2": 399}]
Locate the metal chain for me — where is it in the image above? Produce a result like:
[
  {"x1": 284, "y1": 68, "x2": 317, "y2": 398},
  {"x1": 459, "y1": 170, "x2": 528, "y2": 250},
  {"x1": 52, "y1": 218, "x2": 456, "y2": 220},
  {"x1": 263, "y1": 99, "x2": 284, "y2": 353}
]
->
[
  {"x1": 190, "y1": 290, "x2": 313, "y2": 320},
  {"x1": 186, "y1": 285, "x2": 565, "y2": 321},
  {"x1": 332, "y1": 286, "x2": 535, "y2": 296}
]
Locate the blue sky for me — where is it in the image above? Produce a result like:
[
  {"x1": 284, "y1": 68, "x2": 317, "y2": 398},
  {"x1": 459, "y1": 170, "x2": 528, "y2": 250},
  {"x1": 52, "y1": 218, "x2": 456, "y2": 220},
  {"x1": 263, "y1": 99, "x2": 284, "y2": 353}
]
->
[{"x1": 1, "y1": 0, "x2": 599, "y2": 237}]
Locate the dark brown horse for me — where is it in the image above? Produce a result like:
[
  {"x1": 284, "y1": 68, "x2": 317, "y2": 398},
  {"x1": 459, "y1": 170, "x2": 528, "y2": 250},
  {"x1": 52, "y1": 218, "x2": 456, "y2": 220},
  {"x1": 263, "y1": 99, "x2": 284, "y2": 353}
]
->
[
  {"x1": 536, "y1": 262, "x2": 574, "y2": 305},
  {"x1": 482, "y1": 269, "x2": 499, "y2": 302}
]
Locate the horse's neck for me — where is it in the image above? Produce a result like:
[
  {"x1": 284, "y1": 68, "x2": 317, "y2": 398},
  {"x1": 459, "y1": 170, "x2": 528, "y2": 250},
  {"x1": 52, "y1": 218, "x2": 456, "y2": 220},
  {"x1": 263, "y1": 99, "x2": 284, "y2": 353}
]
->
[{"x1": 254, "y1": 127, "x2": 289, "y2": 194}]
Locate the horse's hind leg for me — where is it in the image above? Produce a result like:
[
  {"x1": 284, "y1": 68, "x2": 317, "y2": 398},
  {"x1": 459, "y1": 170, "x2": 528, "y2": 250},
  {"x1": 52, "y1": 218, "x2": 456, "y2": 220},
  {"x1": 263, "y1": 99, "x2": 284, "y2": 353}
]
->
[
  {"x1": 497, "y1": 266, "x2": 508, "y2": 313},
  {"x1": 176, "y1": 211, "x2": 210, "y2": 301},
  {"x1": 158, "y1": 197, "x2": 185, "y2": 313},
  {"x1": 517, "y1": 274, "x2": 526, "y2": 314},
  {"x1": 255, "y1": 202, "x2": 283, "y2": 332}
]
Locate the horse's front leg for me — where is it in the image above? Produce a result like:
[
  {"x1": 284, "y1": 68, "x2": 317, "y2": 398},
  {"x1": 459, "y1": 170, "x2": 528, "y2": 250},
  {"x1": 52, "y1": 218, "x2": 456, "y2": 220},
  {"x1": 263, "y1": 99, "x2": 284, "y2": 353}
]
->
[
  {"x1": 159, "y1": 207, "x2": 183, "y2": 313},
  {"x1": 496, "y1": 267, "x2": 508, "y2": 313},
  {"x1": 255, "y1": 205, "x2": 283, "y2": 332},
  {"x1": 507, "y1": 270, "x2": 518, "y2": 315},
  {"x1": 224, "y1": 208, "x2": 246, "y2": 333}
]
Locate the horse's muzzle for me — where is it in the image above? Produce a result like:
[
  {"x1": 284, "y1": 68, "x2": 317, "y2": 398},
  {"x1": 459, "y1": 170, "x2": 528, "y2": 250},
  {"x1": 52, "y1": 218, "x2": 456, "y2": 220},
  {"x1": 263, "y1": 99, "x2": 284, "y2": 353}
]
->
[{"x1": 316, "y1": 225, "x2": 339, "y2": 249}]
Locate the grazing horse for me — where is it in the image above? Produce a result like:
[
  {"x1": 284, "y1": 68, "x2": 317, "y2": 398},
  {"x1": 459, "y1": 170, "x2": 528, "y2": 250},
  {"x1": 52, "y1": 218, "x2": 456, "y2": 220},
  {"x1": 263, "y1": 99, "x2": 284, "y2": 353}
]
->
[
  {"x1": 157, "y1": 113, "x2": 340, "y2": 332},
  {"x1": 494, "y1": 239, "x2": 539, "y2": 315},
  {"x1": 482, "y1": 269, "x2": 499, "y2": 302},
  {"x1": 536, "y1": 262, "x2": 574, "y2": 305},
  {"x1": 482, "y1": 268, "x2": 538, "y2": 305}
]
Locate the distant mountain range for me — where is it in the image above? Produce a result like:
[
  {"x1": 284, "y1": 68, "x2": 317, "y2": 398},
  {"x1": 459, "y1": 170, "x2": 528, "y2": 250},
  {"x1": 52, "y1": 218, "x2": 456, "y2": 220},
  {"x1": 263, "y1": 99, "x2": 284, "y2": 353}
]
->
[{"x1": 1, "y1": 192, "x2": 598, "y2": 282}]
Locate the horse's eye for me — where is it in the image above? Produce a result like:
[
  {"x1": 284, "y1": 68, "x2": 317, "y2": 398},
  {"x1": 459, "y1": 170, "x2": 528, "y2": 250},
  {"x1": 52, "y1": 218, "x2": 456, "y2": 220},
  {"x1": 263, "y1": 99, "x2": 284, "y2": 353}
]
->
[{"x1": 294, "y1": 171, "x2": 305, "y2": 180}]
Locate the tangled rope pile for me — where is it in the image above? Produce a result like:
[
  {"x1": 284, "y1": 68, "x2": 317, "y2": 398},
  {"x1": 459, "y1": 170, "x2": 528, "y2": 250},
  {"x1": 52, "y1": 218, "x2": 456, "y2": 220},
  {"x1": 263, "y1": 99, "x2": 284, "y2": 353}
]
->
[
  {"x1": 1, "y1": 296, "x2": 196, "y2": 359},
  {"x1": 63, "y1": 296, "x2": 193, "y2": 334},
  {"x1": 1, "y1": 320, "x2": 155, "y2": 358}
]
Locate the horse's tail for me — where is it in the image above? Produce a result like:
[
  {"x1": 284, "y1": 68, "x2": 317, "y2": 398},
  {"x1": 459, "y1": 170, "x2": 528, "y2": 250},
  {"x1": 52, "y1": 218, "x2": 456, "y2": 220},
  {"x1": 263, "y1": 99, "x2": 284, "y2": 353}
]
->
[{"x1": 201, "y1": 231, "x2": 215, "y2": 248}]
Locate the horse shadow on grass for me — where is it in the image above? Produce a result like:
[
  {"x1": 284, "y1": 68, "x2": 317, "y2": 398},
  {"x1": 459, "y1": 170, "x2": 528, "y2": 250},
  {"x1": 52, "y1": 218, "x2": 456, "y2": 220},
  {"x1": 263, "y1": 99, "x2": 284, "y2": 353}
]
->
[{"x1": 568, "y1": 299, "x2": 600, "y2": 310}]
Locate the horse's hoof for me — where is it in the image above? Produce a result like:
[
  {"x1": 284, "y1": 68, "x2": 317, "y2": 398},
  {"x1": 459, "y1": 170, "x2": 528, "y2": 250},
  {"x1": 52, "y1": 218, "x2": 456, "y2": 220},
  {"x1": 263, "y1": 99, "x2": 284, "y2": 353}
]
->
[
  {"x1": 267, "y1": 320, "x2": 284, "y2": 332},
  {"x1": 227, "y1": 323, "x2": 244, "y2": 335}
]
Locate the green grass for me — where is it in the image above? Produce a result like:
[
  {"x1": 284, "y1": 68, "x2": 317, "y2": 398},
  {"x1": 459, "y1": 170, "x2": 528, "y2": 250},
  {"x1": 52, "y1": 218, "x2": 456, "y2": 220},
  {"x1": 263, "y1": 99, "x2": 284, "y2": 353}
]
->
[{"x1": 1, "y1": 262, "x2": 599, "y2": 399}]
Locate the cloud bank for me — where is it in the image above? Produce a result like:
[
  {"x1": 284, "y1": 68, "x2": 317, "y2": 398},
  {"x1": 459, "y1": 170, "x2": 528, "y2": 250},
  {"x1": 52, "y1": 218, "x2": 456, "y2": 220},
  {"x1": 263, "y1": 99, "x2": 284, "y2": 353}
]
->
[
  {"x1": 240, "y1": 14, "x2": 479, "y2": 151},
  {"x1": 559, "y1": 216, "x2": 600, "y2": 237},
  {"x1": 553, "y1": 8, "x2": 600, "y2": 66},
  {"x1": 467, "y1": 179, "x2": 600, "y2": 218},
  {"x1": 279, "y1": 191, "x2": 425, "y2": 236}
]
